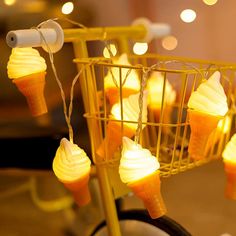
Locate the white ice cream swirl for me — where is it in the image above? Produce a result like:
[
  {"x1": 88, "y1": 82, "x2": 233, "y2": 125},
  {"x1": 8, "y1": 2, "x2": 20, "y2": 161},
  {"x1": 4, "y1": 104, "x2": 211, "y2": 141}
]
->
[
  {"x1": 222, "y1": 134, "x2": 236, "y2": 165},
  {"x1": 111, "y1": 91, "x2": 148, "y2": 130},
  {"x1": 187, "y1": 71, "x2": 228, "y2": 116},
  {"x1": 52, "y1": 138, "x2": 91, "y2": 182},
  {"x1": 104, "y1": 53, "x2": 140, "y2": 90},
  {"x1": 119, "y1": 137, "x2": 160, "y2": 184},
  {"x1": 7, "y1": 47, "x2": 47, "y2": 79},
  {"x1": 147, "y1": 71, "x2": 176, "y2": 108}
]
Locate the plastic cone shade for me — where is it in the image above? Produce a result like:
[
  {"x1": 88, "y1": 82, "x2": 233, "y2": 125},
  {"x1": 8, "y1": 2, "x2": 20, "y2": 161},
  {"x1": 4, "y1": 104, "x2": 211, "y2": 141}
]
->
[
  {"x1": 188, "y1": 110, "x2": 222, "y2": 160},
  {"x1": 106, "y1": 87, "x2": 138, "y2": 106},
  {"x1": 128, "y1": 171, "x2": 167, "y2": 219},
  {"x1": 62, "y1": 173, "x2": 91, "y2": 207},
  {"x1": 13, "y1": 72, "x2": 47, "y2": 116},
  {"x1": 224, "y1": 163, "x2": 236, "y2": 200},
  {"x1": 96, "y1": 120, "x2": 135, "y2": 160}
]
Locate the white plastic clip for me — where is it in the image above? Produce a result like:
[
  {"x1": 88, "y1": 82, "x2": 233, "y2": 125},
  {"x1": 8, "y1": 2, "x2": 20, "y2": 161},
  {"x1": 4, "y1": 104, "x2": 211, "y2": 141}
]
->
[
  {"x1": 6, "y1": 19, "x2": 64, "y2": 53},
  {"x1": 132, "y1": 17, "x2": 171, "y2": 43}
]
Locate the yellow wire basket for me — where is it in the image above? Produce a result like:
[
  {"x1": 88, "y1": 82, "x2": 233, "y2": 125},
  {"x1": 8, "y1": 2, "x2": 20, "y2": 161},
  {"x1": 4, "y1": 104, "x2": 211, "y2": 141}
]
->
[{"x1": 74, "y1": 54, "x2": 236, "y2": 178}]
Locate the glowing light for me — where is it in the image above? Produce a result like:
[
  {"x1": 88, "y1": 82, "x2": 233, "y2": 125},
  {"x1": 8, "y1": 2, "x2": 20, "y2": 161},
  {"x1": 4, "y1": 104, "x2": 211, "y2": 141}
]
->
[
  {"x1": 203, "y1": 0, "x2": 218, "y2": 5},
  {"x1": 222, "y1": 134, "x2": 236, "y2": 165},
  {"x1": 4, "y1": 0, "x2": 16, "y2": 5},
  {"x1": 217, "y1": 116, "x2": 231, "y2": 134},
  {"x1": 162, "y1": 36, "x2": 178, "y2": 51},
  {"x1": 61, "y1": 2, "x2": 74, "y2": 15},
  {"x1": 103, "y1": 44, "x2": 117, "y2": 58},
  {"x1": 180, "y1": 9, "x2": 197, "y2": 23},
  {"x1": 133, "y1": 42, "x2": 148, "y2": 55}
]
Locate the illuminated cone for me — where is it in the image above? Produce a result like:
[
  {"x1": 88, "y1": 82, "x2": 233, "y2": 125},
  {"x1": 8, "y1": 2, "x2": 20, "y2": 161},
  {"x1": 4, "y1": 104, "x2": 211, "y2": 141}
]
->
[
  {"x1": 13, "y1": 72, "x2": 47, "y2": 116},
  {"x1": 52, "y1": 138, "x2": 92, "y2": 207},
  {"x1": 96, "y1": 120, "x2": 136, "y2": 159},
  {"x1": 188, "y1": 109, "x2": 222, "y2": 160},
  {"x1": 128, "y1": 171, "x2": 166, "y2": 219},
  {"x1": 106, "y1": 87, "x2": 139, "y2": 106},
  {"x1": 224, "y1": 163, "x2": 236, "y2": 200},
  {"x1": 61, "y1": 173, "x2": 91, "y2": 206}
]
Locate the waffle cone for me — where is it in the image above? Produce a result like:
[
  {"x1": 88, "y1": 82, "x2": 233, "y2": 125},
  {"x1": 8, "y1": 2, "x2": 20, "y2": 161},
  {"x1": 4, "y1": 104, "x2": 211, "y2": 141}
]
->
[
  {"x1": 61, "y1": 173, "x2": 91, "y2": 207},
  {"x1": 96, "y1": 120, "x2": 135, "y2": 160},
  {"x1": 13, "y1": 72, "x2": 47, "y2": 116},
  {"x1": 188, "y1": 110, "x2": 222, "y2": 160},
  {"x1": 224, "y1": 162, "x2": 236, "y2": 200},
  {"x1": 105, "y1": 87, "x2": 138, "y2": 106},
  {"x1": 128, "y1": 171, "x2": 167, "y2": 219}
]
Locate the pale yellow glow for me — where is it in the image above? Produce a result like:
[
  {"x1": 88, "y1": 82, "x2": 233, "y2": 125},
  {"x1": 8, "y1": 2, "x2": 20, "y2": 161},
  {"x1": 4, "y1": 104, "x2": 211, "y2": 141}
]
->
[
  {"x1": 61, "y1": 2, "x2": 74, "y2": 15},
  {"x1": 222, "y1": 134, "x2": 236, "y2": 165},
  {"x1": 180, "y1": 9, "x2": 197, "y2": 23},
  {"x1": 203, "y1": 0, "x2": 218, "y2": 5},
  {"x1": 103, "y1": 44, "x2": 117, "y2": 58},
  {"x1": 217, "y1": 116, "x2": 231, "y2": 134},
  {"x1": 104, "y1": 53, "x2": 140, "y2": 91},
  {"x1": 119, "y1": 137, "x2": 160, "y2": 184},
  {"x1": 4, "y1": 0, "x2": 16, "y2": 5},
  {"x1": 162, "y1": 36, "x2": 178, "y2": 51},
  {"x1": 133, "y1": 42, "x2": 148, "y2": 55}
]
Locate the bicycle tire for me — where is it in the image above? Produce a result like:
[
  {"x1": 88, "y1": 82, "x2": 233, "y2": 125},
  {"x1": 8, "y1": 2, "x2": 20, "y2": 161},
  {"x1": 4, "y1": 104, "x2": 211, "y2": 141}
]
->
[{"x1": 90, "y1": 209, "x2": 191, "y2": 236}]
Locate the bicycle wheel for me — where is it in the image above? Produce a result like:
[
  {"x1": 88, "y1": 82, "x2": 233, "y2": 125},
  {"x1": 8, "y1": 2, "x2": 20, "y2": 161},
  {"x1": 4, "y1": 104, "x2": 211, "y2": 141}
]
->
[{"x1": 90, "y1": 209, "x2": 191, "y2": 236}]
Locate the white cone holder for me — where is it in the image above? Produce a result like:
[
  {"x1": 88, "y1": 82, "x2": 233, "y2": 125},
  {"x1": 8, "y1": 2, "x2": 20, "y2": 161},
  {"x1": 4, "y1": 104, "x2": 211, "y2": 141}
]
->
[
  {"x1": 132, "y1": 17, "x2": 171, "y2": 43},
  {"x1": 6, "y1": 19, "x2": 64, "y2": 53}
]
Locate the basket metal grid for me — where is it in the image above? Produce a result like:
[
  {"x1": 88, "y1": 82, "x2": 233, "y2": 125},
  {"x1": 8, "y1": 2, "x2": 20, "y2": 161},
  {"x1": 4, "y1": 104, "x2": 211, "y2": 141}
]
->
[{"x1": 74, "y1": 54, "x2": 236, "y2": 178}]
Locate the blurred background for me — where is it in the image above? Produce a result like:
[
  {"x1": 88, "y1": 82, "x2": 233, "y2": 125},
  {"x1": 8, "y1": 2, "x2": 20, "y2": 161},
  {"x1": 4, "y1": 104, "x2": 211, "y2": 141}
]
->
[{"x1": 0, "y1": 0, "x2": 236, "y2": 235}]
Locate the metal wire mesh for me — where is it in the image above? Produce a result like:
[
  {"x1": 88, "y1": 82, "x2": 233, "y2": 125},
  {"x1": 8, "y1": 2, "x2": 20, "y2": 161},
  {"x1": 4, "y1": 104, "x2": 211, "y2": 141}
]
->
[{"x1": 74, "y1": 54, "x2": 236, "y2": 178}]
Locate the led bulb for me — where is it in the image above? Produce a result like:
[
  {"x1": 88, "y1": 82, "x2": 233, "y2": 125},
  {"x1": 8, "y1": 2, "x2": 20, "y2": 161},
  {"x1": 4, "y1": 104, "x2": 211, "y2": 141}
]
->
[
  {"x1": 53, "y1": 138, "x2": 92, "y2": 206},
  {"x1": 119, "y1": 137, "x2": 166, "y2": 219},
  {"x1": 104, "y1": 53, "x2": 140, "y2": 105},
  {"x1": 7, "y1": 47, "x2": 48, "y2": 116},
  {"x1": 180, "y1": 9, "x2": 197, "y2": 23}
]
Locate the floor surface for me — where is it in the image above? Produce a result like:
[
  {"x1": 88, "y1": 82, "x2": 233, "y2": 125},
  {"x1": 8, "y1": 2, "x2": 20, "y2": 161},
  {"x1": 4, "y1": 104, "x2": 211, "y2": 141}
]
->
[{"x1": 0, "y1": 160, "x2": 235, "y2": 236}]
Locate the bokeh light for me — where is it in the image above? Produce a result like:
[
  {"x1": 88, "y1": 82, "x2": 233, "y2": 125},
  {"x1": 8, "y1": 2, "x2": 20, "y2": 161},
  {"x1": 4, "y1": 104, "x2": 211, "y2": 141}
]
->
[
  {"x1": 203, "y1": 0, "x2": 218, "y2": 5},
  {"x1": 133, "y1": 42, "x2": 148, "y2": 55},
  {"x1": 61, "y1": 2, "x2": 74, "y2": 15},
  {"x1": 162, "y1": 36, "x2": 178, "y2": 51},
  {"x1": 180, "y1": 9, "x2": 197, "y2": 23}
]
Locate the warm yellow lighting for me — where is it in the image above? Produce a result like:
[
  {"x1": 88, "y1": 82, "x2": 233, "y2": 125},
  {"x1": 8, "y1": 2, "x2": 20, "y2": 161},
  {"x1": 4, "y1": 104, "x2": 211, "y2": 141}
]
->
[
  {"x1": 187, "y1": 71, "x2": 228, "y2": 160},
  {"x1": 133, "y1": 42, "x2": 148, "y2": 55},
  {"x1": 53, "y1": 138, "x2": 91, "y2": 206},
  {"x1": 104, "y1": 53, "x2": 140, "y2": 105},
  {"x1": 222, "y1": 134, "x2": 236, "y2": 165},
  {"x1": 217, "y1": 116, "x2": 231, "y2": 134},
  {"x1": 103, "y1": 43, "x2": 117, "y2": 58},
  {"x1": 4, "y1": 0, "x2": 16, "y2": 6},
  {"x1": 119, "y1": 137, "x2": 160, "y2": 183},
  {"x1": 96, "y1": 92, "x2": 148, "y2": 159},
  {"x1": 203, "y1": 0, "x2": 218, "y2": 5},
  {"x1": 119, "y1": 137, "x2": 166, "y2": 219},
  {"x1": 162, "y1": 36, "x2": 178, "y2": 51},
  {"x1": 61, "y1": 2, "x2": 74, "y2": 15},
  {"x1": 7, "y1": 47, "x2": 48, "y2": 116},
  {"x1": 187, "y1": 71, "x2": 228, "y2": 117},
  {"x1": 147, "y1": 72, "x2": 176, "y2": 109},
  {"x1": 180, "y1": 9, "x2": 197, "y2": 23}
]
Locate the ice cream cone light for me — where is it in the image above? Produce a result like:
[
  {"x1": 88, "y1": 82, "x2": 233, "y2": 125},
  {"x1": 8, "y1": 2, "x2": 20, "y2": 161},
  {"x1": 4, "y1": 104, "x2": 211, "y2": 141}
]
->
[
  {"x1": 222, "y1": 134, "x2": 236, "y2": 200},
  {"x1": 7, "y1": 47, "x2": 48, "y2": 116},
  {"x1": 119, "y1": 137, "x2": 166, "y2": 219},
  {"x1": 187, "y1": 71, "x2": 228, "y2": 160},
  {"x1": 96, "y1": 91, "x2": 148, "y2": 160},
  {"x1": 104, "y1": 53, "x2": 140, "y2": 106},
  {"x1": 53, "y1": 138, "x2": 92, "y2": 206},
  {"x1": 146, "y1": 71, "x2": 176, "y2": 124}
]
